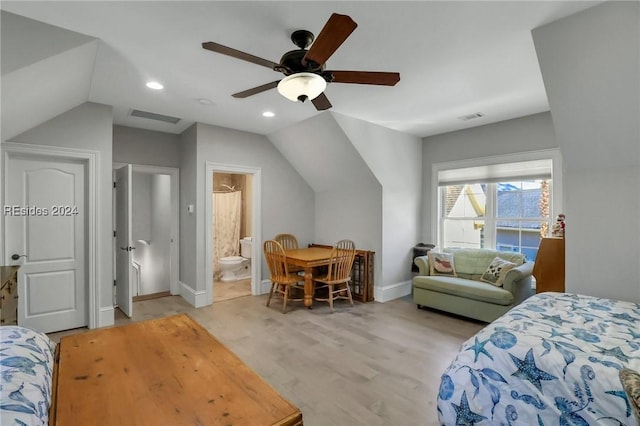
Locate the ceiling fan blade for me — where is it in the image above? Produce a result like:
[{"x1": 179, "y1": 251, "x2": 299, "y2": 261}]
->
[
  {"x1": 312, "y1": 92, "x2": 332, "y2": 111},
  {"x1": 202, "y1": 42, "x2": 279, "y2": 70},
  {"x1": 329, "y1": 71, "x2": 400, "y2": 86},
  {"x1": 302, "y1": 13, "x2": 357, "y2": 67},
  {"x1": 232, "y1": 80, "x2": 280, "y2": 98}
]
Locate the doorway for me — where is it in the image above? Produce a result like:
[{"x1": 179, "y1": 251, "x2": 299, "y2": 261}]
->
[
  {"x1": 212, "y1": 172, "x2": 252, "y2": 302},
  {"x1": 2, "y1": 142, "x2": 98, "y2": 333},
  {"x1": 205, "y1": 163, "x2": 262, "y2": 306},
  {"x1": 113, "y1": 163, "x2": 179, "y2": 317}
]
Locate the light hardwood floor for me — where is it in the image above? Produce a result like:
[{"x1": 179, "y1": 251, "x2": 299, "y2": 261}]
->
[
  {"x1": 213, "y1": 277, "x2": 251, "y2": 302},
  {"x1": 49, "y1": 294, "x2": 485, "y2": 426}
]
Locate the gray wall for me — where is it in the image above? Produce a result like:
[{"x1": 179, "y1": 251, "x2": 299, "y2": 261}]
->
[
  {"x1": 313, "y1": 185, "x2": 381, "y2": 251},
  {"x1": 269, "y1": 112, "x2": 423, "y2": 299},
  {"x1": 1, "y1": 11, "x2": 97, "y2": 141},
  {"x1": 268, "y1": 113, "x2": 383, "y2": 288},
  {"x1": 132, "y1": 172, "x2": 152, "y2": 242},
  {"x1": 333, "y1": 113, "x2": 423, "y2": 297},
  {"x1": 113, "y1": 125, "x2": 181, "y2": 167},
  {"x1": 533, "y1": 1, "x2": 640, "y2": 302},
  {"x1": 178, "y1": 122, "x2": 315, "y2": 298},
  {"x1": 179, "y1": 125, "x2": 198, "y2": 294},
  {"x1": 422, "y1": 112, "x2": 558, "y2": 244},
  {"x1": 6, "y1": 102, "x2": 115, "y2": 325},
  {"x1": 148, "y1": 174, "x2": 171, "y2": 294},
  {"x1": 130, "y1": 172, "x2": 171, "y2": 295}
]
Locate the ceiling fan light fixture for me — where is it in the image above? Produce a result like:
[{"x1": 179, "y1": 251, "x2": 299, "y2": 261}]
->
[
  {"x1": 145, "y1": 81, "x2": 164, "y2": 90},
  {"x1": 277, "y1": 73, "x2": 326, "y2": 103}
]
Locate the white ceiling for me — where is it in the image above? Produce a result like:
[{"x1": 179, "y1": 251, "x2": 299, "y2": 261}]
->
[{"x1": 1, "y1": 1, "x2": 601, "y2": 138}]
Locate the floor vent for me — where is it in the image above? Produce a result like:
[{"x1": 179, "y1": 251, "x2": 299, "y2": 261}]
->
[
  {"x1": 458, "y1": 112, "x2": 484, "y2": 121},
  {"x1": 130, "y1": 109, "x2": 181, "y2": 124}
]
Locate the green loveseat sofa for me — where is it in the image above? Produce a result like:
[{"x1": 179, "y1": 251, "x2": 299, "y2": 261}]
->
[{"x1": 413, "y1": 248, "x2": 534, "y2": 323}]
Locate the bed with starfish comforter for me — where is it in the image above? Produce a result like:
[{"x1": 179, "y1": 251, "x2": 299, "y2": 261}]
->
[{"x1": 437, "y1": 292, "x2": 640, "y2": 425}]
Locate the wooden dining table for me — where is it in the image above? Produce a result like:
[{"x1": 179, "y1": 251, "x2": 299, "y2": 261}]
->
[{"x1": 284, "y1": 246, "x2": 334, "y2": 308}]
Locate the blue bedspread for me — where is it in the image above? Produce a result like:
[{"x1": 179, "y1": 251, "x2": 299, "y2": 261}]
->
[
  {"x1": 438, "y1": 292, "x2": 640, "y2": 425},
  {"x1": 0, "y1": 326, "x2": 56, "y2": 426}
]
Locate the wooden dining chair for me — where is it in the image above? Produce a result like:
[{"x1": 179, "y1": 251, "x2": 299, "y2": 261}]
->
[
  {"x1": 264, "y1": 240, "x2": 304, "y2": 313},
  {"x1": 313, "y1": 240, "x2": 356, "y2": 312},
  {"x1": 336, "y1": 239, "x2": 355, "y2": 251},
  {"x1": 274, "y1": 233, "x2": 299, "y2": 250},
  {"x1": 274, "y1": 233, "x2": 304, "y2": 273}
]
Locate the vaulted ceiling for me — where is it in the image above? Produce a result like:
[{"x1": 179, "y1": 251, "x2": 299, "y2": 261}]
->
[{"x1": 1, "y1": 1, "x2": 601, "y2": 139}]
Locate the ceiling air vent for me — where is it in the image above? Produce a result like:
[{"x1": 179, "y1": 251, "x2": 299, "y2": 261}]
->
[
  {"x1": 458, "y1": 112, "x2": 484, "y2": 121},
  {"x1": 130, "y1": 109, "x2": 181, "y2": 124}
]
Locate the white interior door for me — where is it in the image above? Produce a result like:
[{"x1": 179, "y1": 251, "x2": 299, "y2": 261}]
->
[
  {"x1": 4, "y1": 155, "x2": 87, "y2": 333},
  {"x1": 115, "y1": 164, "x2": 133, "y2": 317}
]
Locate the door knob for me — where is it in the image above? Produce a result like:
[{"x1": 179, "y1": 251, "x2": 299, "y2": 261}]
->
[
  {"x1": 11, "y1": 254, "x2": 27, "y2": 261},
  {"x1": 119, "y1": 246, "x2": 136, "y2": 252}
]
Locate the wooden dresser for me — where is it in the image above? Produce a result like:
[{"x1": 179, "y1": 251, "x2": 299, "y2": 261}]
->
[
  {"x1": 0, "y1": 266, "x2": 19, "y2": 325},
  {"x1": 52, "y1": 314, "x2": 303, "y2": 426},
  {"x1": 532, "y1": 237, "x2": 565, "y2": 293}
]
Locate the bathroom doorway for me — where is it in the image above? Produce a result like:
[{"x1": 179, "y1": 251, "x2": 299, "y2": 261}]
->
[
  {"x1": 212, "y1": 172, "x2": 253, "y2": 302},
  {"x1": 205, "y1": 162, "x2": 262, "y2": 305}
]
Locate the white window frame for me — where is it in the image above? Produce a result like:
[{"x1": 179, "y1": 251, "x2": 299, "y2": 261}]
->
[{"x1": 431, "y1": 149, "x2": 563, "y2": 249}]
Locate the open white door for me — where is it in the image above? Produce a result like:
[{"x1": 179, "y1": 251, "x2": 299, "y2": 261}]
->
[
  {"x1": 115, "y1": 164, "x2": 133, "y2": 317},
  {"x1": 4, "y1": 155, "x2": 87, "y2": 333}
]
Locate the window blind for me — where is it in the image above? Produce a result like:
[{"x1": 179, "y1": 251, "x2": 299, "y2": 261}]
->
[{"x1": 437, "y1": 159, "x2": 552, "y2": 186}]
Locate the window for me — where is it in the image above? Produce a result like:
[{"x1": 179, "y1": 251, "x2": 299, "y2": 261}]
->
[
  {"x1": 440, "y1": 180, "x2": 549, "y2": 260},
  {"x1": 433, "y1": 151, "x2": 561, "y2": 262}
]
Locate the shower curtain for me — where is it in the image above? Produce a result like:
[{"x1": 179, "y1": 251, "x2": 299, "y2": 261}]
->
[{"x1": 213, "y1": 191, "x2": 242, "y2": 280}]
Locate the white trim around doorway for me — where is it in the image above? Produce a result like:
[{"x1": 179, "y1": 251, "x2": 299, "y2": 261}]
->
[
  {"x1": 2, "y1": 142, "x2": 99, "y2": 329},
  {"x1": 205, "y1": 162, "x2": 262, "y2": 306}
]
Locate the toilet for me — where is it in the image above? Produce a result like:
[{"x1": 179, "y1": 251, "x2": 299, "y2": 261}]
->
[{"x1": 219, "y1": 237, "x2": 252, "y2": 282}]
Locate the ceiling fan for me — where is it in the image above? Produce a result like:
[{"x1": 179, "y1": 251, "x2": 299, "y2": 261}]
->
[{"x1": 202, "y1": 13, "x2": 400, "y2": 111}]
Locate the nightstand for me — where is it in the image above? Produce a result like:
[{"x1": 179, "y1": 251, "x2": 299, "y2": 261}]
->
[{"x1": 1, "y1": 266, "x2": 19, "y2": 325}]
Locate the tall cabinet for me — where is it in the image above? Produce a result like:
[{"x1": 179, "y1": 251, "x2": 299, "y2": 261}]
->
[{"x1": 532, "y1": 237, "x2": 565, "y2": 293}]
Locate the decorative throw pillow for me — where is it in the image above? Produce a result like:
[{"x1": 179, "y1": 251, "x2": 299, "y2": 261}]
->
[
  {"x1": 428, "y1": 252, "x2": 457, "y2": 277},
  {"x1": 620, "y1": 368, "x2": 640, "y2": 421},
  {"x1": 480, "y1": 256, "x2": 517, "y2": 286}
]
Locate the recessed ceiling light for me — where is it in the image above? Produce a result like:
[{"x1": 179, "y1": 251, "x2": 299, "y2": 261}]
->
[
  {"x1": 146, "y1": 81, "x2": 164, "y2": 90},
  {"x1": 262, "y1": 111, "x2": 275, "y2": 118},
  {"x1": 198, "y1": 98, "x2": 214, "y2": 106},
  {"x1": 458, "y1": 112, "x2": 484, "y2": 121}
]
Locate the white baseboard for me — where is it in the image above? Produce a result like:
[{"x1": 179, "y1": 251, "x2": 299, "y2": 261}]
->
[
  {"x1": 180, "y1": 281, "x2": 209, "y2": 308},
  {"x1": 373, "y1": 280, "x2": 412, "y2": 303},
  {"x1": 98, "y1": 306, "x2": 115, "y2": 328},
  {"x1": 259, "y1": 279, "x2": 272, "y2": 295}
]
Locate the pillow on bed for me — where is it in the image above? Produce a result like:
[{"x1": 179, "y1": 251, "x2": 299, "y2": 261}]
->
[
  {"x1": 620, "y1": 368, "x2": 640, "y2": 421},
  {"x1": 0, "y1": 326, "x2": 57, "y2": 426},
  {"x1": 428, "y1": 252, "x2": 457, "y2": 277},
  {"x1": 480, "y1": 256, "x2": 516, "y2": 286}
]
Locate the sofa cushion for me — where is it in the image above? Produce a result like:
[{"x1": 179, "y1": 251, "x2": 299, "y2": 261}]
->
[
  {"x1": 481, "y1": 256, "x2": 517, "y2": 287},
  {"x1": 428, "y1": 252, "x2": 457, "y2": 276},
  {"x1": 413, "y1": 275, "x2": 514, "y2": 306},
  {"x1": 446, "y1": 248, "x2": 525, "y2": 276}
]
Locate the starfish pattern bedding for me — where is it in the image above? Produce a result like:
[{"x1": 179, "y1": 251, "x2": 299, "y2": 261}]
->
[
  {"x1": 0, "y1": 326, "x2": 56, "y2": 426},
  {"x1": 438, "y1": 292, "x2": 640, "y2": 425}
]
